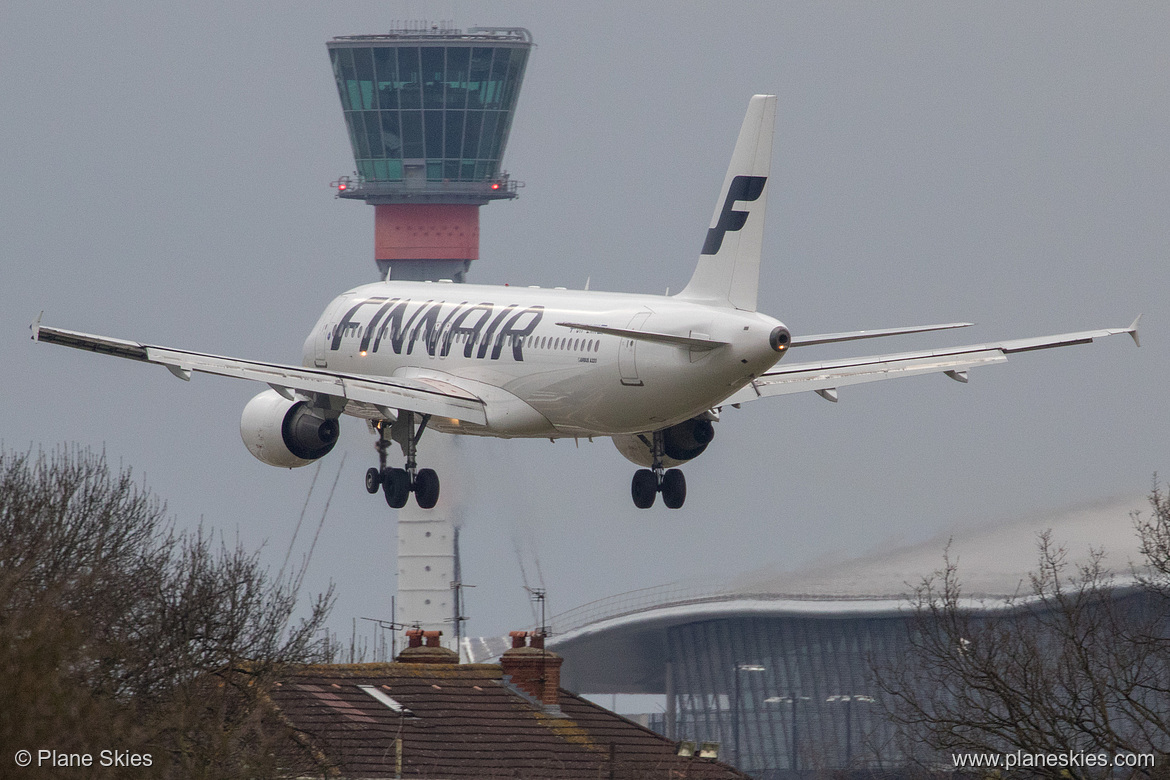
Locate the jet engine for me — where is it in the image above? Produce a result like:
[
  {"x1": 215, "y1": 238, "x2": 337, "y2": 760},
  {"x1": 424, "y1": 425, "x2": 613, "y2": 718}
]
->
[
  {"x1": 240, "y1": 389, "x2": 339, "y2": 468},
  {"x1": 612, "y1": 416, "x2": 716, "y2": 467}
]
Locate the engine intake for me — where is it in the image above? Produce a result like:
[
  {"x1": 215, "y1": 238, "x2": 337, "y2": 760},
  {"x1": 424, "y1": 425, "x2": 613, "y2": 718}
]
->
[
  {"x1": 662, "y1": 417, "x2": 715, "y2": 461},
  {"x1": 283, "y1": 406, "x2": 339, "y2": 460},
  {"x1": 240, "y1": 389, "x2": 339, "y2": 468}
]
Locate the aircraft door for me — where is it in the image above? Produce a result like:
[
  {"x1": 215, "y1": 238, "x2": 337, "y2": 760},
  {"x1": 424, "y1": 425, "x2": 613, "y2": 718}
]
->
[
  {"x1": 314, "y1": 322, "x2": 330, "y2": 368},
  {"x1": 619, "y1": 311, "x2": 652, "y2": 386}
]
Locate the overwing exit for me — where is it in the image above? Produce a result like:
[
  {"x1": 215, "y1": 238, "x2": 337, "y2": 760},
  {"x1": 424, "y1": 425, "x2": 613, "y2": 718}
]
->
[{"x1": 33, "y1": 95, "x2": 1140, "y2": 510}]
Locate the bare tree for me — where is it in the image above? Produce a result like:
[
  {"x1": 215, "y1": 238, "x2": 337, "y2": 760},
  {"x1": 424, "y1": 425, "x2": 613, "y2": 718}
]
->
[
  {"x1": 875, "y1": 485, "x2": 1170, "y2": 779},
  {"x1": 0, "y1": 446, "x2": 333, "y2": 778}
]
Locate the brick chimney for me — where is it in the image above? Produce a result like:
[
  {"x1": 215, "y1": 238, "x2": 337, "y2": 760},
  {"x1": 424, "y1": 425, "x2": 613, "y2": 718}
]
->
[
  {"x1": 500, "y1": 631, "x2": 564, "y2": 711},
  {"x1": 396, "y1": 629, "x2": 458, "y2": 664}
]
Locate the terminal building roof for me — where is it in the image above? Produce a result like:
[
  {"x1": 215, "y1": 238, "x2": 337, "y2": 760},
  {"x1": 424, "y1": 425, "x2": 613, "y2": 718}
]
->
[{"x1": 548, "y1": 495, "x2": 1146, "y2": 694}]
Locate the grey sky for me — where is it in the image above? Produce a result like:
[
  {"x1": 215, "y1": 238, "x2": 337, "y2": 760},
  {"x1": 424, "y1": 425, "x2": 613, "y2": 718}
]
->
[{"x1": 2, "y1": 2, "x2": 1164, "y2": 644}]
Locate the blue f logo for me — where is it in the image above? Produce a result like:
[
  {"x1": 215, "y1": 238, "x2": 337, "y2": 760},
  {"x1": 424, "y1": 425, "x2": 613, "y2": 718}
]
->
[{"x1": 701, "y1": 175, "x2": 767, "y2": 255}]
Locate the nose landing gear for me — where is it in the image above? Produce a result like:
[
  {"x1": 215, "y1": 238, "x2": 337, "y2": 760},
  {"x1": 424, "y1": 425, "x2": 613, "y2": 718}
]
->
[
  {"x1": 630, "y1": 430, "x2": 687, "y2": 509},
  {"x1": 365, "y1": 412, "x2": 440, "y2": 510}
]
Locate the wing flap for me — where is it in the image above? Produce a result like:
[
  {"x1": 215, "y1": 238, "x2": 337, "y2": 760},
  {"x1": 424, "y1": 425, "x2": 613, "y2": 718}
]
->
[
  {"x1": 35, "y1": 324, "x2": 487, "y2": 425},
  {"x1": 724, "y1": 350, "x2": 1008, "y2": 404}
]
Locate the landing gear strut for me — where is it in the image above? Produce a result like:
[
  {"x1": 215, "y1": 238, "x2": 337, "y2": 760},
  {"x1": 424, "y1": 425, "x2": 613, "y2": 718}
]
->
[
  {"x1": 631, "y1": 430, "x2": 686, "y2": 509},
  {"x1": 365, "y1": 412, "x2": 439, "y2": 509}
]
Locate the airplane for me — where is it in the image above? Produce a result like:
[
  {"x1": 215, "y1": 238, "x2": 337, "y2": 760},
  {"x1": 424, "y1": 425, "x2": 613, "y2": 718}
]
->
[{"x1": 33, "y1": 95, "x2": 1140, "y2": 510}]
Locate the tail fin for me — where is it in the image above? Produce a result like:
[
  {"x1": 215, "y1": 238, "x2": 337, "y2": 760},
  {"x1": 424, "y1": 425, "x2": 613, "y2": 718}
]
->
[{"x1": 677, "y1": 94, "x2": 776, "y2": 311}]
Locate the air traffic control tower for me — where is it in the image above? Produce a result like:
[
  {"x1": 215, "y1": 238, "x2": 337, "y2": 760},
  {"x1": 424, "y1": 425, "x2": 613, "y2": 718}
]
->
[
  {"x1": 327, "y1": 25, "x2": 532, "y2": 281},
  {"x1": 326, "y1": 24, "x2": 533, "y2": 642}
]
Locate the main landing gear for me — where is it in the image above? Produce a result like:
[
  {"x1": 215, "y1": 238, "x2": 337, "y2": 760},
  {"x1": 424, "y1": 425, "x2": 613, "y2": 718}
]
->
[
  {"x1": 364, "y1": 412, "x2": 439, "y2": 510},
  {"x1": 631, "y1": 430, "x2": 687, "y2": 510}
]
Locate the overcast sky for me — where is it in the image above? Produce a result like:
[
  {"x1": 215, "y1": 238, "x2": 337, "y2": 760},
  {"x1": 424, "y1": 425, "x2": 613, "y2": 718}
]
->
[{"x1": 2, "y1": 2, "x2": 1165, "y2": 648}]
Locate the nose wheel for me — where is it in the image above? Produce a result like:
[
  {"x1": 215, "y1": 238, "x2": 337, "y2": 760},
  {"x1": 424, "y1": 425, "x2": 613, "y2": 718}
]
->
[
  {"x1": 631, "y1": 430, "x2": 687, "y2": 509},
  {"x1": 365, "y1": 412, "x2": 440, "y2": 510}
]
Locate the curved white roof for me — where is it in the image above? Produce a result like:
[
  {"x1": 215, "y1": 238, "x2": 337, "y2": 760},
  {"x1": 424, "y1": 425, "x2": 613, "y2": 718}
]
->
[
  {"x1": 728, "y1": 494, "x2": 1146, "y2": 600},
  {"x1": 551, "y1": 495, "x2": 1148, "y2": 693}
]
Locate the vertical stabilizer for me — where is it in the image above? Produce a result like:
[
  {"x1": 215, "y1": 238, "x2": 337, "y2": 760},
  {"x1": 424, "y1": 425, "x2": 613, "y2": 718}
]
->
[{"x1": 677, "y1": 95, "x2": 776, "y2": 311}]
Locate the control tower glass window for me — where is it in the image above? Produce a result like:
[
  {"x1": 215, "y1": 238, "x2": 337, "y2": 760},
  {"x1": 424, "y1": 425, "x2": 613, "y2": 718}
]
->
[{"x1": 330, "y1": 43, "x2": 529, "y2": 183}]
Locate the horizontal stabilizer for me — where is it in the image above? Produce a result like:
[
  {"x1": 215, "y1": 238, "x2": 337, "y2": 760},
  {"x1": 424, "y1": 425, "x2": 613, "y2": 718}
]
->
[
  {"x1": 791, "y1": 322, "x2": 974, "y2": 347},
  {"x1": 556, "y1": 322, "x2": 728, "y2": 351}
]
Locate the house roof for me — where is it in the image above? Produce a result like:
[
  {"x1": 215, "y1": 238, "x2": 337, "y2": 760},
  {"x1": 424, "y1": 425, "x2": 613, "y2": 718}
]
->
[{"x1": 269, "y1": 661, "x2": 747, "y2": 779}]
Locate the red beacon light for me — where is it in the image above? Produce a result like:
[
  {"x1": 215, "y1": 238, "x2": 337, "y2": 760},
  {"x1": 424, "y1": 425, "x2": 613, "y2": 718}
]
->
[
  {"x1": 338, "y1": 182, "x2": 347, "y2": 192},
  {"x1": 490, "y1": 182, "x2": 500, "y2": 191}
]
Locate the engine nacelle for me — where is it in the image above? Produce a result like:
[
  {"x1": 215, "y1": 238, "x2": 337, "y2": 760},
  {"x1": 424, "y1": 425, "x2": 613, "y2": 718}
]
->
[
  {"x1": 612, "y1": 417, "x2": 716, "y2": 468},
  {"x1": 240, "y1": 389, "x2": 339, "y2": 468}
]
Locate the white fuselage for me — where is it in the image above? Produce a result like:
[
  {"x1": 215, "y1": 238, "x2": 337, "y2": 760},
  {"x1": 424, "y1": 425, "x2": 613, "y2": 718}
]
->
[{"x1": 303, "y1": 280, "x2": 786, "y2": 438}]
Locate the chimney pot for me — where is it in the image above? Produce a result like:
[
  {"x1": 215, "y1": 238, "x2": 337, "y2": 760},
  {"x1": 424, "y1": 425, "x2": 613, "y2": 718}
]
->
[
  {"x1": 530, "y1": 632, "x2": 545, "y2": 649},
  {"x1": 396, "y1": 629, "x2": 458, "y2": 664},
  {"x1": 509, "y1": 630, "x2": 528, "y2": 649}
]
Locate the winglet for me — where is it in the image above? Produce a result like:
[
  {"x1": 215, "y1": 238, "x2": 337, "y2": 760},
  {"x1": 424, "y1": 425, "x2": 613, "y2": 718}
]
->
[
  {"x1": 1127, "y1": 314, "x2": 1142, "y2": 347},
  {"x1": 30, "y1": 311, "x2": 43, "y2": 341}
]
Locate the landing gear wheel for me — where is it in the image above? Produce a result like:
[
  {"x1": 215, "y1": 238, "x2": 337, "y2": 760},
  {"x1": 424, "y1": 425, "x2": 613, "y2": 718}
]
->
[
  {"x1": 632, "y1": 469, "x2": 657, "y2": 509},
  {"x1": 661, "y1": 469, "x2": 686, "y2": 509},
  {"x1": 365, "y1": 467, "x2": 382, "y2": 494},
  {"x1": 414, "y1": 468, "x2": 440, "y2": 509},
  {"x1": 383, "y1": 468, "x2": 410, "y2": 509}
]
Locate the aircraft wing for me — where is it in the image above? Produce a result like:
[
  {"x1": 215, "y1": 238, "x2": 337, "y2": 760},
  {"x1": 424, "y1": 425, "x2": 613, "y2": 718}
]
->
[
  {"x1": 722, "y1": 318, "x2": 1141, "y2": 406},
  {"x1": 32, "y1": 321, "x2": 488, "y2": 425}
]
